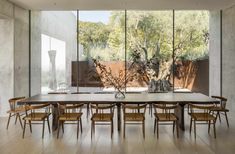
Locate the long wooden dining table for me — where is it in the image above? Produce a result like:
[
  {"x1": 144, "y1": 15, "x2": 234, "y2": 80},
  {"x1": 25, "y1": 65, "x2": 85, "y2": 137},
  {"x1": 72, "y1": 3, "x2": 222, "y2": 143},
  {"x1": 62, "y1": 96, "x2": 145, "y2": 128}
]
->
[{"x1": 18, "y1": 92, "x2": 219, "y2": 131}]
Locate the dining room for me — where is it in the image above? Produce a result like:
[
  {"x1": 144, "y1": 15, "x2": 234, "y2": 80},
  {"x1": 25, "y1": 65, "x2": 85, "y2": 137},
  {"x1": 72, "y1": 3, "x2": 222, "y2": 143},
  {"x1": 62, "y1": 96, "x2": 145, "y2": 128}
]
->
[{"x1": 1, "y1": 0, "x2": 235, "y2": 153}]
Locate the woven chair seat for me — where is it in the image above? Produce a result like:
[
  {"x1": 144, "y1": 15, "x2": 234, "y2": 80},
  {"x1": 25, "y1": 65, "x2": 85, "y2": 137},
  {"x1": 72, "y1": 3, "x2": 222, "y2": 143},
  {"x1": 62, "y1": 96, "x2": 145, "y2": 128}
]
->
[
  {"x1": 59, "y1": 113, "x2": 83, "y2": 121},
  {"x1": 191, "y1": 113, "x2": 216, "y2": 121},
  {"x1": 7, "y1": 107, "x2": 25, "y2": 113},
  {"x1": 23, "y1": 113, "x2": 50, "y2": 121},
  {"x1": 91, "y1": 113, "x2": 113, "y2": 121},
  {"x1": 154, "y1": 113, "x2": 178, "y2": 121},
  {"x1": 124, "y1": 113, "x2": 145, "y2": 121}
]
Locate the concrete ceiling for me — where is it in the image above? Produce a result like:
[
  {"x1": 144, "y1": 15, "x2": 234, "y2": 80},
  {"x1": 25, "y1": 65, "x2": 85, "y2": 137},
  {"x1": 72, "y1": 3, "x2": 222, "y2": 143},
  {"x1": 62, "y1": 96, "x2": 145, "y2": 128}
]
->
[{"x1": 9, "y1": 0, "x2": 235, "y2": 10}]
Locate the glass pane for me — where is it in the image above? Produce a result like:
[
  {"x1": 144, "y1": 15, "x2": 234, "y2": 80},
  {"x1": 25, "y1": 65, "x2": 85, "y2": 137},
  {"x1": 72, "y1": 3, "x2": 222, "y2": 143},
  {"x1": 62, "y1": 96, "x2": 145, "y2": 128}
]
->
[
  {"x1": 31, "y1": 11, "x2": 77, "y2": 94},
  {"x1": 174, "y1": 11, "x2": 209, "y2": 94},
  {"x1": 78, "y1": 11, "x2": 125, "y2": 93},
  {"x1": 126, "y1": 11, "x2": 173, "y2": 92}
]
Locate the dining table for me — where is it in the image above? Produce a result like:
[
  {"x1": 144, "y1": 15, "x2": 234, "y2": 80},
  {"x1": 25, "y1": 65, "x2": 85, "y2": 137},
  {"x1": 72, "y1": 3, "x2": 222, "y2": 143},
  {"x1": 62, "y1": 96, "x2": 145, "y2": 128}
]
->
[{"x1": 18, "y1": 92, "x2": 219, "y2": 131}]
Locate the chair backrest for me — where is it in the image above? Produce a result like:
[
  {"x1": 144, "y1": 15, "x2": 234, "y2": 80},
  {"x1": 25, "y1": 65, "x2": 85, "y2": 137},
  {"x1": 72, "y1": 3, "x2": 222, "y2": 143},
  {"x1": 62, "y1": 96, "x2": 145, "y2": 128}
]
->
[
  {"x1": 122, "y1": 103, "x2": 147, "y2": 114},
  {"x1": 153, "y1": 103, "x2": 178, "y2": 119},
  {"x1": 58, "y1": 103, "x2": 84, "y2": 115},
  {"x1": 24, "y1": 103, "x2": 51, "y2": 117},
  {"x1": 90, "y1": 103, "x2": 116, "y2": 115},
  {"x1": 189, "y1": 103, "x2": 215, "y2": 114},
  {"x1": 8, "y1": 97, "x2": 26, "y2": 111},
  {"x1": 211, "y1": 96, "x2": 228, "y2": 109}
]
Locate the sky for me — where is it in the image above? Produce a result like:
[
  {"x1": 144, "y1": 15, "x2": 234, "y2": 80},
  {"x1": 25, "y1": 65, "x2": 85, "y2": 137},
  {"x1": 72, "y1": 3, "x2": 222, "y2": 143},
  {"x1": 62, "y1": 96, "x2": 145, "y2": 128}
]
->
[{"x1": 73, "y1": 11, "x2": 111, "y2": 24}]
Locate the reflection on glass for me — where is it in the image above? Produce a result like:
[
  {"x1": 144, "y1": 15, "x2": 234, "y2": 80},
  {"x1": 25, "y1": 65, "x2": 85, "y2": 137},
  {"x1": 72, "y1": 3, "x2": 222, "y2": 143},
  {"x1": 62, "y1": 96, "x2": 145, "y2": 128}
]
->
[
  {"x1": 41, "y1": 34, "x2": 66, "y2": 93},
  {"x1": 31, "y1": 11, "x2": 77, "y2": 94}
]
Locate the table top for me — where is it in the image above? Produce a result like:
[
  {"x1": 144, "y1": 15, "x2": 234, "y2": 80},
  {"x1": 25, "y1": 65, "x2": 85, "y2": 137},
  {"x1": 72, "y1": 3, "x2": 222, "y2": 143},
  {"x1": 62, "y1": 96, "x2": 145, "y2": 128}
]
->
[{"x1": 18, "y1": 92, "x2": 219, "y2": 105}]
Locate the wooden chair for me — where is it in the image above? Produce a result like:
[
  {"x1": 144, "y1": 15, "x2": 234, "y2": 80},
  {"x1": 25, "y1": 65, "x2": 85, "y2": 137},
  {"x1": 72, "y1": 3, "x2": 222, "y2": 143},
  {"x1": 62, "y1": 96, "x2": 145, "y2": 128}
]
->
[
  {"x1": 188, "y1": 103, "x2": 216, "y2": 138},
  {"x1": 153, "y1": 103, "x2": 179, "y2": 138},
  {"x1": 57, "y1": 103, "x2": 84, "y2": 139},
  {"x1": 90, "y1": 103, "x2": 115, "y2": 139},
  {"x1": 210, "y1": 96, "x2": 229, "y2": 127},
  {"x1": 148, "y1": 91, "x2": 168, "y2": 117},
  {"x1": 71, "y1": 92, "x2": 91, "y2": 118},
  {"x1": 122, "y1": 103, "x2": 147, "y2": 138},
  {"x1": 6, "y1": 97, "x2": 26, "y2": 129},
  {"x1": 22, "y1": 104, "x2": 51, "y2": 138}
]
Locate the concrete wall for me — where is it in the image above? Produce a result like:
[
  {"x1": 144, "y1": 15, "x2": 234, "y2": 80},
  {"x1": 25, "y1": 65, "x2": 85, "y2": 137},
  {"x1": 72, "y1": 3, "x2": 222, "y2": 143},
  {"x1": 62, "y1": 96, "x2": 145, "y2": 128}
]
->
[
  {"x1": 31, "y1": 11, "x2": 77, "y2": 95},
  {"x1": 0, "y1": 19, "x2": 14, "y2": 116},
  {"x1": 30, "y1": 11, "x2": 41, "y2": 96},
  {"x1": 0, "y1": 0, "x2": 14, "y2": 18},
  {"x1": 0, "y1": 0, "x2": 29, "y2": 116},
  {"x1": 222, "y1": 5, "x2": 235, "y2": 111},
  {"x1": 209, "y1": 11, "x2": 221, "y2": 96},
  {"x1": 14, "y1": 6, "x2": 29, "y2": 97}
]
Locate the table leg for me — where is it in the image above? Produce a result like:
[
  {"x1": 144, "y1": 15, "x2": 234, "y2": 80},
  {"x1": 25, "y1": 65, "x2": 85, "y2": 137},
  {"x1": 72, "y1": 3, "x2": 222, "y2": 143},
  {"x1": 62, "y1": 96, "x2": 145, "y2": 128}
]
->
[
  {"x1": 117, "y1": 103, "x2": 121, "y2": 131},
  {"x1": 52, "y1": 104, "x2": 59, "y2": 131},
  {"x1": 175, "y1": 103, "x2": 185, "y2": 131}
]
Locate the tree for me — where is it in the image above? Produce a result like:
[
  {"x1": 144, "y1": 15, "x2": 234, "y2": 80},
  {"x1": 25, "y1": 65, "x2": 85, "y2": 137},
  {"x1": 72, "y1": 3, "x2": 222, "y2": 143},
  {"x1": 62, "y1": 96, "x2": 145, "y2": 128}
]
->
[{"x1": 78, "y1": 11, "x2": 209, "y2": 91}]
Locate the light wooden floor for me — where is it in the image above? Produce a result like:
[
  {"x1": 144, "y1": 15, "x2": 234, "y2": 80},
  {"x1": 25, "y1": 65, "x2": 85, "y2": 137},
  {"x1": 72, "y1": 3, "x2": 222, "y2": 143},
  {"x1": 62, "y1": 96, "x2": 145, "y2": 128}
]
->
[{"x1": 1, "y1": 108, "x2": 235, "y2": 154}]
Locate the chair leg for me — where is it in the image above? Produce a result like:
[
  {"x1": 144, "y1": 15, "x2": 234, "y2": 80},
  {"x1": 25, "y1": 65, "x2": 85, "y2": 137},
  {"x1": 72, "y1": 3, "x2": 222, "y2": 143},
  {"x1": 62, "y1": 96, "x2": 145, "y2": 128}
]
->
[
  {"x1": 189, "y1": 118, "x2": 192, "y2": 134},
  {"x1": 208, "y1": 120, "x2": 211, "y2": 134},
  {"x1": 176, "y1": 120, "x2": 179, "y2": 138},
  {"x1": 15, "y1": 114, "x2": 18, "y2": 124},
  {"x1": 29, "y1": 120, "x2": 32, "y2": 133},
  {"x1": 225, "y1": 111, "x2": 229, "y2": 128},
  {"x1": 173, "y1": 121, "x2": 175, "y2": 133},
  {"x1": 213, "y1": 120, "x2": 216, "y2": 138},
  {"x1": 143, "y1": 121, "x2": 145, "y2": 139},
  {"x1": 57, "y1": 121, "x2": 61, "y2": 139},
  {"x1": 93, "y1": 121, "x2": 95, "y2": 134},
  {"x1": 123, "y1": 122, "x2": 126, "y2": 138},
  {"x1": 80, "y1": 119, "x2": 83, "y2": 133},
  {"x1": 87, "y1": 103, "x2": 90, "y2": 118},
  {"x1": 18, "y1": 114, "x2": 23, "y2": 129},
  {"x1": 154, "y1": 119, "x2": 156, "y2": 134},
  {"x1": 157, "y1": 120, "x2": 159, "y2": 139},
  {"x1": 194, "y1": 120, "x2": 196, "y2": 139},
  {"x1": 22, "y1": 120, "x2": 26, "y2": 138},
  {"x1": 218, "y1": 112, "x2": 221, "y2": 123},
  {"x1": 111, "y1": 120, "x2": 113, "y2": 139},
  {"x1": 91, "y1": 121, "x2": 93, "y2": 139},
  {"x1": 77, "y1": 121, "x2": 79, "y2": 139},
  {"x1": 47, "y1": 117, "x2": 51, "y2": 133},
  {"x1": 149, "y1": 104, "x2": 152, "y2": 117},
  {"x1": 62, "y1": 121, "x2": 64, "y2": 133},
  {"x1": 42, "y1": 120, "x2": 45, "y2": 139},
  {"x1": 6, "y1": 113, "x2": 12, "y2": 129}
]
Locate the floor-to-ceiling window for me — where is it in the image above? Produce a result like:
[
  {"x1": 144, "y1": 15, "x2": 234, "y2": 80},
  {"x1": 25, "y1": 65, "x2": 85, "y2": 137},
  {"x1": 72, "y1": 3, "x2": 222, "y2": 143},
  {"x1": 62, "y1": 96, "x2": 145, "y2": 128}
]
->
[
  {"x1": 174, "y1": 11, "x2": 209, "y2": 94},
  {"x1": 30, "y1": 10, "x2": 209, "y2": 95},
  {"x1": 77, "y1": 11, "x2": 125, "y2": 93},
  {"x1": 126, "y1": 11, "x2": 173, "y2": 92}
]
